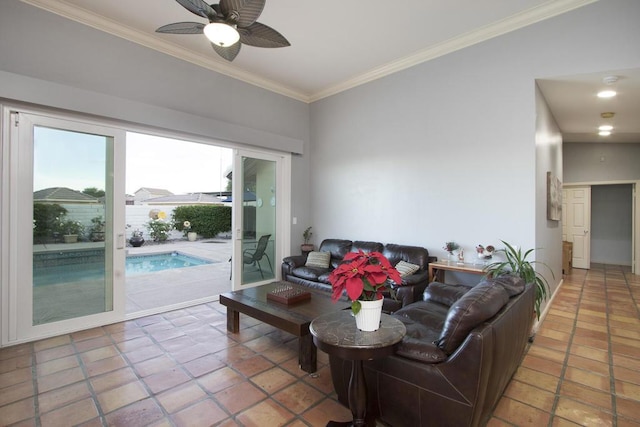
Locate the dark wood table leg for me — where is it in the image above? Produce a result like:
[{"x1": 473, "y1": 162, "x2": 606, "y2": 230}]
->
[
  {"x1": 226, "y1": 308, "x2": 239, "y2": 333},
  {"x1": 326, "y1": 359, "x2": 367, "y2": 426},
  {"x1": 299, "y1": 333, "x2": 317, "y2": 373},
  {"x1": 348, "y1": 359, "x2": 367, "y2": 426}
]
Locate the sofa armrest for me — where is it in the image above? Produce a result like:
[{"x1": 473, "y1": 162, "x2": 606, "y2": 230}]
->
[
  {"x1": 389, "y1": 271, "x2": 429, "y2": 307},
  {"x1": 282, "y1": 254, "x2": 308, "y2": 277}
]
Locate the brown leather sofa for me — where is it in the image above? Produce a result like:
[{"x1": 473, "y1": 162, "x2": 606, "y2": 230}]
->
[
  {"x1": 281, "y1": 239, "x2": 434, "y2": 311},
  {"x1": 329, "y1": 275, "x2": 535, "y2": 427}
]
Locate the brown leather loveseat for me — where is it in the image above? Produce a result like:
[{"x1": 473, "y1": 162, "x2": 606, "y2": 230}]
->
[
  {"x1": 329, "y1": 275, "x2": 535, "y2": 427},
  {"x1": 282, "y1": 238, "x2": 434, "y2": 311}
]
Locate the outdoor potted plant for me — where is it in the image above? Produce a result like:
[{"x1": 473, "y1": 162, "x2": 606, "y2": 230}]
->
[
  {"x1": 301, "y1": 226, "x2": 314, "y2": 254},
  {"x1": 59, "y1": 219, "x2": 85, "y2": 243},
  {"x1": 129, "y1": 229, "x2": 145, "y2": 247},
  {"x1": 90, "y1": 216, "x2": 106, "y2": 242},
  {"x1": 329, "y1": 250, "x2": 402, "y2": 331},
  {"x1": 183, "y1": 220, "x2": 197, "y2": 241},
  {"x1": 484, "y1": 240, "x2": 553, "y2": 320}
]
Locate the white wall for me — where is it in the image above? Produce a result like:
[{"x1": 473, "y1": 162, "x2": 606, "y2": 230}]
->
[
  {"x1": 309, "y1": 0, "x2": 640, "y2": 295},
  {"x1": 564, "y1": 143, "x2": 640, "y2": 183}
]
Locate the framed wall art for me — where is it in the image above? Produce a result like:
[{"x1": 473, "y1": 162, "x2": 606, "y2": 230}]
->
[{"x1": 546, "y1": 171, "x2": 562, "y2": 221}]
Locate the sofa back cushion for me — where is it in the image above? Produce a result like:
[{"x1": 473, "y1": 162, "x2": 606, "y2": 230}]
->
[
  {"x1": 351, "y1": 240, "x2": 384, "y2": 254},
  {"x1": 382, "y1": 244, "x2": 430, "y2": 271},
  {"x1": 492, "y1": 274, "x2": 526, "y2": 296},
  {"x1": 318, "y1": 239, "x2": 353, "y2": 267},
  {"x1": 424, "y1": 282, "x2": 473, "y2": 306},
  {"x1": 436, "y1": 281, "x2": 509, "y2": 355}
]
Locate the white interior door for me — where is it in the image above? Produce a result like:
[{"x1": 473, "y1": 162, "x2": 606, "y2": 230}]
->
[
  {"x1": 2, "y1": 109, "x2": 126, "y2": 345},
  {"x1": 231, "y1": 149, "x2": 291, "y2": 290},
  {"x1": 566, "y1": 186, "x2": 591, "y2": 269}
]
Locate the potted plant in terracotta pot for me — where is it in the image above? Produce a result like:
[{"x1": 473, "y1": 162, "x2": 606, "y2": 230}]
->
[{"x1": 300, "y1": 226, "x2": 314, "y2": 254}]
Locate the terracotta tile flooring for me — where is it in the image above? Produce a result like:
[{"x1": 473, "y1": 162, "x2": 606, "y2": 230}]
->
[{"x1": 1, "y1": 263, "x2": 638, "y2": 426}]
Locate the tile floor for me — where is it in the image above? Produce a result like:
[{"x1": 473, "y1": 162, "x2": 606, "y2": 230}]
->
[{"x1": 1, "y1": 264, "x2": 638, "y2": 426}]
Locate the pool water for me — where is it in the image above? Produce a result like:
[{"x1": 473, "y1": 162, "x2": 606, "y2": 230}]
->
[
  {"x1": 126, "y1": 252, "x2": 211, "y2": 275},
  {"x1": 33, "y1": 252, "x2": 213, "y2": 286}
]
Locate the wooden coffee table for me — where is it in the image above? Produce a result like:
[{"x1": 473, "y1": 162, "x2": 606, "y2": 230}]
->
[{"x1": 219, "y1": 281, "x2": 349, "y2": 373}]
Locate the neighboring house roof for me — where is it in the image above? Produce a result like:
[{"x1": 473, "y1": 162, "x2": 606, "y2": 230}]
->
[
  {"x1": 134, "y1": 187, "x2": 173, "y2": 197},
  {"x1": 143, "y1": 193, "x2": 223, "y2": 205},
  {"x1": 33, "y1": 187, "x2": 99, "y2": 203}
]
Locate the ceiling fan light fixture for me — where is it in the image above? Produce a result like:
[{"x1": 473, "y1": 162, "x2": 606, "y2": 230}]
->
[
  {"x1": 204, "y1": 22, "x2": 240, "y2": 47},
  {"x1": 598, "y1": 130, "x2": 612, "y2": 136},
  {"x1": 597, "y1": 90, "x2": 617, "y2": 98}
]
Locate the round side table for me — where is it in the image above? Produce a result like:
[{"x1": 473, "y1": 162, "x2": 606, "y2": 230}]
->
[{"x1": 310, "y1": 311, "x2": 406, "y2": 427}]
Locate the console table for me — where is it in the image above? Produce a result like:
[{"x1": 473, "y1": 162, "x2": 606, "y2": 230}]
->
[
  {"x1": 428, "y1": 260, "x2": 488, "y2": 283},
  {"x1": 310, "y1": 311, "x2": 406, "y2": 427}
]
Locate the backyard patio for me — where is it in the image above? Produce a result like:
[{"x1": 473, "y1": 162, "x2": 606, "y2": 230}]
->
[{"x1": 125, "y1": 237, "x2": 233, "y2": 314}]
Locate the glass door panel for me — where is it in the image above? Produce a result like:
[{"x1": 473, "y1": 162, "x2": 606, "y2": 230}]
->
[
  {"x1": 4, "y1": 110, "x2": 125, "y2": 343},
  {"x1": 32, "y1": 126, "x2": 112, "y2": 325},
  {"x1": 231, "y1": 149, "x2": 291, "y2": 290},
  {"x1": 240, "y1": 156, "x2": 276, "y2": 285}
]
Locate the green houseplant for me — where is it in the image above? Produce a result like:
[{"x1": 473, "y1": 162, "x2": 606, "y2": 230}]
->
[
  {"x1": 484, "y1": 240, "x2": 553, "y2": 320},
  {"x1": 301, "y1": 226, "x2": 314, "y2": 253}
]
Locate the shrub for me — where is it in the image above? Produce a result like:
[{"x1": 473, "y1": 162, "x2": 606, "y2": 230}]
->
[
  {"x1": 173, "y1": 205, "x2": 231, "y2": 238},
  {"x1": 146, "y1": 219, "x2": 172, "y2": 242},
  {"x1": 33, "y1": 203, "x2": 67, "y2": 243}
]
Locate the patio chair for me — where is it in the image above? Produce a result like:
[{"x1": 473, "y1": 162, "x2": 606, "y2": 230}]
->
[{"x1": 243, "y1": 234, "x2": 273, "y2": 279}]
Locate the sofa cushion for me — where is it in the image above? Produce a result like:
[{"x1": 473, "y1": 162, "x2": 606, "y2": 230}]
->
[
  {"x1": 394, "y1": 301, "x2": 450, "y2": 363},
  {"x1": 351, "y1": 240, "x2": 384, "y2": 253},
  {"x1": 424, "y1": 282, "x2": 473, "y2": 306},
  {"x1": 318, "y1": 239, "x2": 353, "y2": 260},
  {"x1": 395, "y1": 260, "x2": 420, "y2": 277},
  {"x1": 305, "y1": 251, "x2": 331, "y2": 268},
  {"x1": 436, "y1": 282, "x2": 509, "y2": 355},
  {"x1": 291, "y1": 266, "x2": 329, "y2": 281}
]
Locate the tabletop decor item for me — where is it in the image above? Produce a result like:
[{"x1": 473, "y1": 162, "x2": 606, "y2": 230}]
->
[
  {"x1": 476, "y1": 244, "x2": 495, "y2": 260},
  {"x1": 443, "y1": 241, "x2": 460, "y2": 262},
  {"x1": 329, "y1": 250, "x2": 402, "y2": 331}
]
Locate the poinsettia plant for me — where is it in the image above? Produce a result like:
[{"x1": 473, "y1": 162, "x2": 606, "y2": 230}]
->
[{"x1": 329, "y1": 250, "x2": 402, "y2": 315}]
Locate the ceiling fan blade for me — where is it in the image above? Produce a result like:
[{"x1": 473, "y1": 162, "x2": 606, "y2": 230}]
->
[
  {"x1": 175, "y1": 0, "x2": 217, "y2": 19},
  {"x1": 219, "y1": 0, "x2": 245, "y2": 18},
  {"x1": 211, "y1": 41, "x2": 241, "y2": 61},
  {"x1": 156, "y1": 22, "x2": 205, "y2": 34},
  {"x1": 235, "y1": 0, "x2": 265, "y2": 27},
  {"x1": 239, "y1": 22, "x2": 289, "y2": 48}
]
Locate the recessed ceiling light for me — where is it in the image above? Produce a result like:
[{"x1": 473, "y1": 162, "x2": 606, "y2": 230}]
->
[
  {"x1": 599, "y1": 130, "x2": 612, "y2": 136},
  {"x1": 598, "y1": 125, "x2": 613, "y2": 131},
  {"x1": 597, "y1": 90, "x2": 617, "y2": 98}
]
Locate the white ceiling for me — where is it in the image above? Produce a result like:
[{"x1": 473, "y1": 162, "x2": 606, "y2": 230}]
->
[{"x1": 20, "y1": 0, "x2": 640, "y2": 144}]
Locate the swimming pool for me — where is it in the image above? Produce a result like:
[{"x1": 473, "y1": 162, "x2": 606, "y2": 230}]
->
[
  {"x1": 33, "y1": 251, "x2": 213, "y2": 286},
  {"x1": 126, "y1": 252, "x2": 212, "y2": 275}
]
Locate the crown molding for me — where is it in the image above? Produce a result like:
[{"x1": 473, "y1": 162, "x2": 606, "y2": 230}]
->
[
  {"x1": 307, "y1": 0, "x2": 598, "y2": 102},
  {"x1": 21, "y1": 0, "x2": 596, "y2": 104}
]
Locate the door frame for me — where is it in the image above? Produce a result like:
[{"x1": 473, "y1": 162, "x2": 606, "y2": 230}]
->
[
  {"x1": 1, "y1": 105, "x2": 126, "y2": 345},
  {"x1": 564, "y1": 180, "x2": 639, "y2": 274}
]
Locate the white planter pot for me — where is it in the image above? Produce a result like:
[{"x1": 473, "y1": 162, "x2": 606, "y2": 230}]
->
[
  {"x1": 187, "y1": 232, "x2": 197, "y2": 241},
  {"x1": 63, "y1": 234, "x2": 78, "y2": 243},
  {"x1": 354, "y1": 298, "x2": 384, "y2": 331}
]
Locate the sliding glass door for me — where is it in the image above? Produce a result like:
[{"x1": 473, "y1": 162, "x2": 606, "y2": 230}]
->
[
  {"x1": 231, "y1": 149, "x2": 291, "y2": 289},
  {"x1": 3, "y1": 110, "x2": 125, "y2": 343}
]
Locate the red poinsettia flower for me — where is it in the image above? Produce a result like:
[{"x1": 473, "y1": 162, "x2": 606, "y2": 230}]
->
[{"x1": 329, "y1": 250, "x2": 403, "y2": 310}]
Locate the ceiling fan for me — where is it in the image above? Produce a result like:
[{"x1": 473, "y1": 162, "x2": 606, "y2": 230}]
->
[{"x1": 156, "y1": 0, "x2": 290, "y2": 62}]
